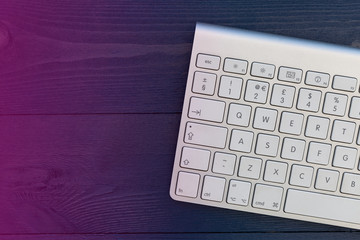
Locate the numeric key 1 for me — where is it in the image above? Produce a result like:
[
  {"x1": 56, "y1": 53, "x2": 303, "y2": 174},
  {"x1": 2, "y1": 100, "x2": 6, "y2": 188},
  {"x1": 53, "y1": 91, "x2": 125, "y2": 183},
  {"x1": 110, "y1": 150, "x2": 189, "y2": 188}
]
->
[{"x1": 218, "y1": 75, "x2": 243, "y2": 99}]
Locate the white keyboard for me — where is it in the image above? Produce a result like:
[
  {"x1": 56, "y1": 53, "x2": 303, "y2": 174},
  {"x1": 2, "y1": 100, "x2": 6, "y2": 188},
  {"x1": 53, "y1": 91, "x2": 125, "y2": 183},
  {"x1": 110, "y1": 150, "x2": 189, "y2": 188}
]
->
[{"x1": 169, "y1": 23, "x2": 360, "y2": 229}]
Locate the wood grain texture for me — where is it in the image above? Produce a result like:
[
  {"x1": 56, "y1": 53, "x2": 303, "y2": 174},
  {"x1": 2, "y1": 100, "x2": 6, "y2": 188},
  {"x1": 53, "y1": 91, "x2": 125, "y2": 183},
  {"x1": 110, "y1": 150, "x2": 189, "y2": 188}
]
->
[
  {"x1": 2, "y1": 232, "x2": 360, "y2": 240},
  {"x1": 0, "y1": 0, "x2": 359, "y2": 239},
  {"x1": 0, "y1": 1, "x2": 360, "y2": 114},
  {"x1": 0, "y1": 114, "x2": 178, "y2": 233},
  {"x1": 0, "y1": 113, "x2": 350, "y2": 235}
]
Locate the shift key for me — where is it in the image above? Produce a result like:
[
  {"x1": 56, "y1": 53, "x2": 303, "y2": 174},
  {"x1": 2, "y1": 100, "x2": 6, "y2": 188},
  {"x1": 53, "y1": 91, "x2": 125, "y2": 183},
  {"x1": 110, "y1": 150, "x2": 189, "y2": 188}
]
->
[{"x1": 184, "y1": 122, "x2": 227, "y2": 149}]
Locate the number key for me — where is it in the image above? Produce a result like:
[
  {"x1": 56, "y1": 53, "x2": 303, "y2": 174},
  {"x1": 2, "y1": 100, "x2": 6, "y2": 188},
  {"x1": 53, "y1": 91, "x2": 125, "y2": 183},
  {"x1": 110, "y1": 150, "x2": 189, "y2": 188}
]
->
[
  {"x1": 271, "y1": 84, "x2": 295, "y2": 108},
  {"x1": 349, "y1": 97, "x2": 360, "y2": 119},
  {"x1": 323, "y1": 92, "x2": 348, "y2": 116},
  {"x1": 218, "y1": 75, "x2": 243, "y2": 99},
  {"x1": 192, "y1": 71, "x2": 217, "y2": 95},
  {"x1": 244, "y1": 80, "x2": 269, "y2": 104},
  {"x1": 297, "y1": 88, "x2": 322, "y2": 112}
]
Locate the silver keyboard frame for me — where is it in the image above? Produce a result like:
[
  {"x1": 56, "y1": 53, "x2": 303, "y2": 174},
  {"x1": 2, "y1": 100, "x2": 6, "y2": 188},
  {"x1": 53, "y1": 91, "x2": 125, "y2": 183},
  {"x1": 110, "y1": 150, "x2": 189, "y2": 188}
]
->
[{"x1": 169, "y1": 22, "x2": 360, "y2": 229}]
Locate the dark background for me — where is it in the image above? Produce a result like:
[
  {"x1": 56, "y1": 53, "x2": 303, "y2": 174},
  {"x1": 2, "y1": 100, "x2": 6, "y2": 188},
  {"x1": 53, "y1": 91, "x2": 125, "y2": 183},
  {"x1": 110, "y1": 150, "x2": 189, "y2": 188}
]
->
[{"x1": 0, "y1": 0, "x2": 360, "y2": 239}]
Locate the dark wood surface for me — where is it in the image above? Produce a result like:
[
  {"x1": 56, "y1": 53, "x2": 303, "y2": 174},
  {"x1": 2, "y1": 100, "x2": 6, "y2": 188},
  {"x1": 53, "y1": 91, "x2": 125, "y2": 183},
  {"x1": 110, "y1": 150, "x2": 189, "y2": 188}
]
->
[{"x1": 1, "y1": 0, "x2": 360, "y2": 239}]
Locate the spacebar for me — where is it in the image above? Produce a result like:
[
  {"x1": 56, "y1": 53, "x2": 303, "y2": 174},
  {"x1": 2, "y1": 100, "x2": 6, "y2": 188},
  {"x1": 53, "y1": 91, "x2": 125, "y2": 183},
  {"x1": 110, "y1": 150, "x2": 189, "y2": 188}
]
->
[{"x1": 285, "y1": 189, "x2": 360, "y2": 224}]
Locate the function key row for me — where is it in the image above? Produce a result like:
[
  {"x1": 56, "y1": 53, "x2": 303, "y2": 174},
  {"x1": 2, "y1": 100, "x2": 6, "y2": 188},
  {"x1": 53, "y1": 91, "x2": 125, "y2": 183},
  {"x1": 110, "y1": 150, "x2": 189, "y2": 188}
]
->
[{"x1": 195, "y1": 53, "x2": 358, "y2": 92}]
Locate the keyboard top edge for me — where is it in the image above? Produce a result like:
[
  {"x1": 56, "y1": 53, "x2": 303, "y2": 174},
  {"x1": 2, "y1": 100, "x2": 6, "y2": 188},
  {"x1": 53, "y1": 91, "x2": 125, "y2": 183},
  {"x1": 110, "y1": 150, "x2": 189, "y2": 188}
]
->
[{"x1": 195, "y1": 22, "x2": 360, "y2": 57}]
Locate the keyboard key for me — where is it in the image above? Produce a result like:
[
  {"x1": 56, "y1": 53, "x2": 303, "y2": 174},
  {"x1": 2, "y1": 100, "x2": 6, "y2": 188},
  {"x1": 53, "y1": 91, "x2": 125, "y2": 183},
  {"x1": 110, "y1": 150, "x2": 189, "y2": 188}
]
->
[
  {"x1": 307, "y1": 142, "x2": 331, "y2": 165},
  {"x1": 305, "y1": 115, "x2": 329, "y2": 139},
  {"x1": 305, "y1": 71, "x2": 330, "y2": 88},
  {"x1": 201, "y1": 176, "x2": 226, "y2": 202},
  {"x1": 192, "y1": 71, "x2": 217, "y2": 95},
  {"x1": 227, "y1": 180, "x2": 251, "y2": 206},
  {"x1": 229, "y1": 129, "x2": 254, "y2": 153},
  {"x1": 223, "y1": 58, "x2": 248, "y2": 75},
  {"x1": 196, "y1": 53, "x2": 220, "y2": 70},
  {"x1": 238, "y1": 156, "x2": 262, "y2": 180},
  {"x1": 180, "y1": 147, "x2": 210, "y2": 171},
  {"x1": 297, "y1": 88, "x2": 322, "y2": 112},
  {"x1": 331, "y1": 120, "x2": 356, "y2": 143},
  {"x1": 285, "y1": 189, "x2": 360, "y2": 224},
  {"x1": 188, "y1": 97, "x2": 225, "y2": 123},
  {"x1": 278, "y1": 66, "x2": 302, "y2": 83},
  {"x1": 255, "y1": 133, "x2": 279, "y2": 157},
  {"x1": 253, "y1": 107, "x2": 278, "y2": 131},
  {"x1": 212, "y1": 152, "x2": 236, "y2": 175},
  {"x1": 289, "y1": 164, "x2": 313, "y2": 188},
  {"x1": 323, "y1": 92, "x2": 348, "y2": 116},
  {"x1": 176, "y1": 171, "x2": 200, "y2": 198},
  {"x1": 227, "y1": 103, "x2": 252, "y2": 127},
  {"x1": 264, "y1": 160, "x2": 288, "y2": 183},
  {"x1": 253, "y1": 184, "x2": 283, "y2": 211},
  {"x1": 315, "y1": 168, "x2": 339, "y2": 192},
  {"x1": 184, "y1": 122, "x2": 228, "y2": 149},
  {"x1": 332, "y1": 75, "x2": 357, "y2": 92},
  {"x1": 281, "y1": 138, "x2": 306, "y2": 161},
  {"x1": 244, "y1": 80, "x2": 269, "y2": 104},
  {"x1": 333, "y1": 146, "x2": 357, "y2": 170},
  {"x1": 270, "y1": 84, "x2": 295, "y2": 108},
  {"x1": 279, "y1": 111, "x2": 304, "y2": 135},
  {"x1": 341, "y1": 173, "x2": 360, "y2": 196},
  {"x1": 349, "y1": 97, "x2": 360, "y2": 119},
  {"x1": 218, "y1": 75, "x2": 243, "y2": 99},
  {"x1": 251, "y1": 62, "x2": 275, "y2": 79}
]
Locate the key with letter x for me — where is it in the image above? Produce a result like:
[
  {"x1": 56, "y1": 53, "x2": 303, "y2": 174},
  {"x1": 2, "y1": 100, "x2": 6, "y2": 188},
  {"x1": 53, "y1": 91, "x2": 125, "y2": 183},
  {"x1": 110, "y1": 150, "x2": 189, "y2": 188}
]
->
[{"x1": 264, "y1": 160, "x2": 288, "y2": 183}]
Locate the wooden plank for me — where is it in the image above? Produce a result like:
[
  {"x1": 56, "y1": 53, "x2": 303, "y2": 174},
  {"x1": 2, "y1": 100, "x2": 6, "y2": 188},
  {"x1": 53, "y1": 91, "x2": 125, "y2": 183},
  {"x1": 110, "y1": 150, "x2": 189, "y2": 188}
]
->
[
  {"x1": 1, "y1": 232, "x2": 360, "y2": 240},
  {"x1": 0, "y1": 113, "x2": 179, "y2": 233},
  {"x1": 0, "y1": 113, "x2": 348, "y2": 234},
  {"x1": 98, "y1": 232, "x2": 360, "y2": 240},
  {"x1": 0, "y1": 1, "x2": 360, "y2": 114},
  {"x1": 0, "y1": 0, "x2": 359, "y2": 238}
]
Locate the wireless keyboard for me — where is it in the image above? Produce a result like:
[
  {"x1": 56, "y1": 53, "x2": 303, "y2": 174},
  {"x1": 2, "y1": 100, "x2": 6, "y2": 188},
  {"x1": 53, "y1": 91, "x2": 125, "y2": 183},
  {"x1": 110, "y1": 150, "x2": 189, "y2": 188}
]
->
[{"x1": 169, "y1": 23, "x2": 360, "y2": 229}]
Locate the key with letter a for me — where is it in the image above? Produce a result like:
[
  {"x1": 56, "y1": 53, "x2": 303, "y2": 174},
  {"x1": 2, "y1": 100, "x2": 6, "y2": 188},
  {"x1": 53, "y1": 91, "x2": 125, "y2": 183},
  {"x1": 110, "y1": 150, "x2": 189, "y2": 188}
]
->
[{"x1": 229, "y1": 129, "x2": 254, "y2": 153}]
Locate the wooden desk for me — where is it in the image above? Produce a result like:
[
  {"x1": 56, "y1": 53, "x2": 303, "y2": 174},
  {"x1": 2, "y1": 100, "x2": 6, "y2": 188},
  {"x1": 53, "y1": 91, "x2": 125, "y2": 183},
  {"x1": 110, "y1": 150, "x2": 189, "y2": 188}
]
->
[{"x1": 0, "y1": 1, "x2": 359, "y2": 239}]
